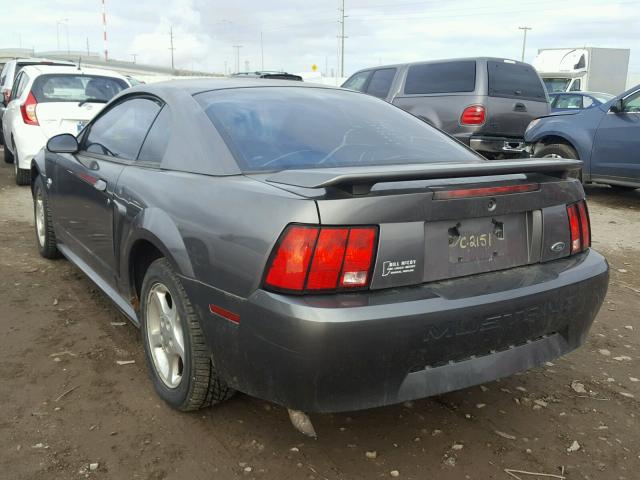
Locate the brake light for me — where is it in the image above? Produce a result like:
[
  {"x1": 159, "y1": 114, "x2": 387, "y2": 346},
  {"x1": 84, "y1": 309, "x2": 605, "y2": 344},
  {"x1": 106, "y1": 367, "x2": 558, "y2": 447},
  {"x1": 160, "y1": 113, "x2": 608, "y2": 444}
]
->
[
  {"x1": 433, "y1": 183, "x2": 539, "y2": 199},
  {"x1": 567, "y1": 200, "x2": 590, "y2": 254},
  {"x1": 20, "y1": 91, "x2": 39, "y2": 126},
  {"x1": 577, "y1": 201, "x2": 590, "y2": 249},
  {"x1": 264, "y1": 225, "x2": 378, "y2": 293},
  {"x1": 460, "y1": 105, "x2": 486, "y2": 125}
]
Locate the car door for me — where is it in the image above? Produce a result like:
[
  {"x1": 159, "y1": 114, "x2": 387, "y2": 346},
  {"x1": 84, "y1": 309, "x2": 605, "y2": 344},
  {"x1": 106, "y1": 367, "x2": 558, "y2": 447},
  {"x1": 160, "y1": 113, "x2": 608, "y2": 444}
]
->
[
  {"x1": 590, "y1": 89, "x2": 640, "y2": 182},
  {"x1": 52, "y1": 96, "x2": 162, "y2": 286},
  {"x1": 2, "y1": 70, "x2": 29, "y2": 148}
]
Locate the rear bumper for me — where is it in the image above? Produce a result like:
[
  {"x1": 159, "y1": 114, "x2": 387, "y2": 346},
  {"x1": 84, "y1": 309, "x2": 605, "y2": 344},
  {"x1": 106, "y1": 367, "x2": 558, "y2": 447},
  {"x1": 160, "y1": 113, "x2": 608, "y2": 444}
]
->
[
  {"x1": 469, "y1": 135, "x2": 527, "y2": 154},
  {"x1": 185, "y1": 249, "x2": 608, "y2": 413}
]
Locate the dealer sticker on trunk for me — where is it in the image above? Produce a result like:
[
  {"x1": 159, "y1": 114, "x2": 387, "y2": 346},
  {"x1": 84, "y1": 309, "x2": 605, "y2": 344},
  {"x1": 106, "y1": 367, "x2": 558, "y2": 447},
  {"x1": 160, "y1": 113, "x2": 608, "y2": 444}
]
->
[{"x1": 382, "y1": 259, "x2": 417, "y2": 277}]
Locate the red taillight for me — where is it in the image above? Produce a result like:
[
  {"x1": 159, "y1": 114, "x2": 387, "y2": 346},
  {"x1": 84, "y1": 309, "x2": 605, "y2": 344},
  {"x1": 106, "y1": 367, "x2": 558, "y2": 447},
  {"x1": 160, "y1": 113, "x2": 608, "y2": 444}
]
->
[
  {"x1": 433, "y1": 183, "x2": 539, "y2": 200},
  {"x1": 339, "y1": 228, "x2": 377, "y2": 288},
  {"x1": 460, "y1": 105, "x2": 486, "y2": 125},
  {"x1": 20, "y1": 91, "x2": 39, "y2": 126},
  {"x1": 264, "y1": 225, "x2": 378, "y2": 293},
  {"x1": 264, "y1": 226, "x2": 319, "y2": 291},
  {"x1": 577, "y1": 201, "x2": 590, "y2": 249},
  {"x1": 306, "y1": 228, "x2": 348, "y2": 290},
  {"x1": 567, "y1": 200, "x2": 590, "y2": 254}
]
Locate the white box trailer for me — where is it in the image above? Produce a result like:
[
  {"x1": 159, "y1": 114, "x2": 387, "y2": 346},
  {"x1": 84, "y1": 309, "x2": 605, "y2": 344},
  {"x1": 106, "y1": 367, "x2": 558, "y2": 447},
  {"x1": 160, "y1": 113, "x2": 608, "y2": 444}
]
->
[{"x1": 532, "y1": 47, "x2": 630, "y2": 95}]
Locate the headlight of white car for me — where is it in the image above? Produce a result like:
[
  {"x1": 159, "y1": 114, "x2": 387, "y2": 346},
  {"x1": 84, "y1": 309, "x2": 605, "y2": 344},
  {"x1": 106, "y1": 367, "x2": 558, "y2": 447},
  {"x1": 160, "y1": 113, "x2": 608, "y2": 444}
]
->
[{"x1": 525, "y1": 118, "x2": 541, "y2": 133}]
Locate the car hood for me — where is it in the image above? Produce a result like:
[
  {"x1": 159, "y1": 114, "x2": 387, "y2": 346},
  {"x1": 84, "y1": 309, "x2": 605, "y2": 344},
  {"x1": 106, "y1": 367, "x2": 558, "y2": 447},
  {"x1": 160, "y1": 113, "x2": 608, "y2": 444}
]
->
[{"x1": 549, "y1": 110, "x2": 583, "y2": 117}]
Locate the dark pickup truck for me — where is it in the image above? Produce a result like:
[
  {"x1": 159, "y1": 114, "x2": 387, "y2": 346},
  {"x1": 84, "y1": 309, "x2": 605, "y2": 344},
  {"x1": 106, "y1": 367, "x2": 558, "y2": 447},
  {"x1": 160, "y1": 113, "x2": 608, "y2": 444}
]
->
[{"x1": 342, "y1": 57, "x2": 550, "y2": 159}]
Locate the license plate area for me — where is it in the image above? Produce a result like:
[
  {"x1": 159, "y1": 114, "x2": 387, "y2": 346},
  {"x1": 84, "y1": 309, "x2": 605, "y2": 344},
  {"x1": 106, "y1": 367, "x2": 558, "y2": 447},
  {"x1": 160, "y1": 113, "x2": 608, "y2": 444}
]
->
[
  {"x1": 448, "y1": 217, "x2": 506, "y2": 264},
  {"x1": 424, "y1": 213, "x2": 529, "y2": 282}
]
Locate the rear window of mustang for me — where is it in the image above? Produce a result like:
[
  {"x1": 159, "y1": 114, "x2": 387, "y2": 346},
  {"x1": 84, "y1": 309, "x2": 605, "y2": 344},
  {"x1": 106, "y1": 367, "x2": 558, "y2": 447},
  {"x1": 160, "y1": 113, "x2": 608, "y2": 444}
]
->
[
  {"x1": 31, "y1": 74, "x2": 128, "y2": 103},
  {"x1": 195, "y1": 87, "x2": 480, "y2": 172}
]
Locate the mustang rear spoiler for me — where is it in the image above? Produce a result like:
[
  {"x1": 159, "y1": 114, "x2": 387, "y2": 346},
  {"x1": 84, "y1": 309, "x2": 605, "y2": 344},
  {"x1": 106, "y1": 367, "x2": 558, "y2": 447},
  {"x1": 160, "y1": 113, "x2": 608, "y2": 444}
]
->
[{"x1": 266, "y1": 159, "x2": 583, "y2": 194}]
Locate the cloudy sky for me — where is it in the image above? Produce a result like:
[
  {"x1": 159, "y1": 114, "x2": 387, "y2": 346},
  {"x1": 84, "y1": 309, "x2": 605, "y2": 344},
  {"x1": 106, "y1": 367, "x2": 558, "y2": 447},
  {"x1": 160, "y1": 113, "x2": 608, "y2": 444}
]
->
[{"x1": 1, "y1": 0, "x2": 638, "y2": 77}]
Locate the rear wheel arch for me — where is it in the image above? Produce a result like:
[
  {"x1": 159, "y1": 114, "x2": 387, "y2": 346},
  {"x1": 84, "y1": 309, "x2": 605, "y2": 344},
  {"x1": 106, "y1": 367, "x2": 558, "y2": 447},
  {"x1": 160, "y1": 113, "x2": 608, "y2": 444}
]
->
[{"x1": 129, "y1": 238, "x2": 166, "y2": 301}]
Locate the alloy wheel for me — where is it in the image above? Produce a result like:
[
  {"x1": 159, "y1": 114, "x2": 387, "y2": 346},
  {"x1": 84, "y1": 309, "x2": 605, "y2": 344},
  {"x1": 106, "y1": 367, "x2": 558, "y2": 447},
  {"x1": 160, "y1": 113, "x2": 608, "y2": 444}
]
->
[
  {"x1": 145, "y1": 283, "x2": 185, "y2": 389},
  {"x1": 35, "y1": 190, "x2": 45, "y2": 247}
]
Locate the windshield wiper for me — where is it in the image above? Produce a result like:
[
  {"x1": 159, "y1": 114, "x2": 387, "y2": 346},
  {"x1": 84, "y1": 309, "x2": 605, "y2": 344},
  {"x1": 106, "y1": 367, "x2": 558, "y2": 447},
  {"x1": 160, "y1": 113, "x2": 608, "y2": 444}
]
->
[{"x1": 78, "y1": 98, "x2": 108, "y2": 107}]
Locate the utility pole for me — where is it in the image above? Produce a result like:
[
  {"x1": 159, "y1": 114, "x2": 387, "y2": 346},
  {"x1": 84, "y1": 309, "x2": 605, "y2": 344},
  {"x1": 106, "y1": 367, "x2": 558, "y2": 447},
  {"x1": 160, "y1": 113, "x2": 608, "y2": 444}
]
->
[
  {"x1": 518, "y1": 26, "x2": 532, "y2": 62},
  {"x1": 260, "y1": 32, "x2": 264, "y2": 71},
  {"x1": 338, "y1": 0, "x2": 347, "y2": 77},
  {"x1": 131, "y1": 53, "x2": 137, "y2": 63},
  {"x1": 169, "y1": 26, "x2": 176, "y2": 70},
  {"x1": 101, "y1": 0, "x2": 109, "y2": 61},
  {"x1": 86, "y1": 37, "x2": 90, "y2": 56},
  {"x1": 224, "y1": 60, "x2": 228, "y2": 75},
  {"x1": 232, "y1": 45, "x2": 242, "y2": 73}
]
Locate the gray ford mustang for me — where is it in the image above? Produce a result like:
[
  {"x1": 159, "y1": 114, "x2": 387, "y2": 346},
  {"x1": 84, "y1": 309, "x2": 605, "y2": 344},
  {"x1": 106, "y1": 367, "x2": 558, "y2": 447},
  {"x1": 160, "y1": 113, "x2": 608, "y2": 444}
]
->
[{"x1": 31, "y1": 79, "x2": 608, "y2": 420}]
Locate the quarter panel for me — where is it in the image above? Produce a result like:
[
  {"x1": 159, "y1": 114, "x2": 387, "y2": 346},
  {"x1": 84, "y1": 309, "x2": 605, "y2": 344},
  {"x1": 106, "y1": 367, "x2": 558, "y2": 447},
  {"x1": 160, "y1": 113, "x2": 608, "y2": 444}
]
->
[{"x1": 116, "y1": 168, "x2": 319, "y2": 299}]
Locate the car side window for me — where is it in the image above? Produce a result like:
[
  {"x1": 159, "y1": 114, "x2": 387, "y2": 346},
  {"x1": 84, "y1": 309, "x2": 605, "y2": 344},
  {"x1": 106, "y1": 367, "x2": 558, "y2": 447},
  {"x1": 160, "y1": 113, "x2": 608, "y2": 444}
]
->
[
  {"x1": 366, "y1": 68, "x2": 396, "y2": 99},
  {"x1": 623, "y1": 91, "x2": 640, "y2": 113},
  {"x1": 83, "y1": 97, "x2": 162, "y2": 159},
  {"x1": 137, "y1": 106, "x2": 171, "y2": 163},
  {"x1": 569, "y1": 79, "x2": 581, "y2": 91},
  {"x1": 582, "y1": 96, "x2": 594, "y2": 108},
  {"x1": 342, "y1": 71, "x2": 371, "y2": 92},
  {"x1": 12, "y1": 72, "x2": 29, "y2": 100}
]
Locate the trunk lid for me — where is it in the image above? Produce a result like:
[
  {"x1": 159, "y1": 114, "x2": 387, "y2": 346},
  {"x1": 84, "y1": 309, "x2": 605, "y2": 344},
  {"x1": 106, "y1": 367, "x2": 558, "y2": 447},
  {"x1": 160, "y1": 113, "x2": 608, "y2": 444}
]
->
[
  {"x1": 36, "y1": 102, "x2": 106, "y2": 137},
  {"x1": 263, "y1": 159, "x2": 583, "y2": 290}
]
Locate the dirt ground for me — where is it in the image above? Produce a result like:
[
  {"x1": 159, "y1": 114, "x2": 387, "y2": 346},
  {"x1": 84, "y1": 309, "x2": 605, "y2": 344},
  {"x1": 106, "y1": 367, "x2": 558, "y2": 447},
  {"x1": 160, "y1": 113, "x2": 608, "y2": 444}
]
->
[{"x1": 1, "y1": 153, "x2": 639, "y2": 480}]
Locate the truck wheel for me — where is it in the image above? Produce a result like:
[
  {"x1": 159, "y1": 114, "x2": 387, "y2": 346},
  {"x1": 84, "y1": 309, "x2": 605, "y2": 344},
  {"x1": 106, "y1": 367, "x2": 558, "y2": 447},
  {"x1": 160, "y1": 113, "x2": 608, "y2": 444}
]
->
[
  {"x1": 534, "y1": 142, "x2": 578, "y2": 160},
  {"x1": 33, "y1": 175, "x2": 61, "y2": 259},
  {"x1": 140, "y1": 258, "x2": 235, "y2": 411}
]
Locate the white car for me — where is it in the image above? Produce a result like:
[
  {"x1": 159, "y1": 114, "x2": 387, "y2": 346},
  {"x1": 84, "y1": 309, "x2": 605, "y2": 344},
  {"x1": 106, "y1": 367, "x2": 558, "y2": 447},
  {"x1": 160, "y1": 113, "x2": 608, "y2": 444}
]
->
[{"x1": 2, "y1": 65, "x2": 130, "y2": 185}]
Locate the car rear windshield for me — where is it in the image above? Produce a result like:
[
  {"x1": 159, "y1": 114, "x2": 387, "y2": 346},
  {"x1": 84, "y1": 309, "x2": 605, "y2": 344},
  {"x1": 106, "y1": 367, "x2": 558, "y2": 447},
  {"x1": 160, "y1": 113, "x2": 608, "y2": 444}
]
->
[
  {"x1": 487, "y1": 60, "x2": 546, "y2": 102},
  {"x1": 404, "y1": 61, "x2": 476, "y2": 95},
  {"x1": 31, "y1": 74, "x2": 128, "y2": 103},
  {"x1": 195, "y1": 87, "x2": 480, "y2": 172}
]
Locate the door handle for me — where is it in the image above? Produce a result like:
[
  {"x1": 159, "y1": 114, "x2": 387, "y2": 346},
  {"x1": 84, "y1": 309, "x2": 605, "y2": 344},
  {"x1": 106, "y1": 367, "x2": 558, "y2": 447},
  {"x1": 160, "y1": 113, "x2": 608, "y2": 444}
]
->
[
  {"x1": 514, "y1": 103, "x2": 527, "y2": 112},
  {"x1": 94, "y1": 179, "x2": 107, "y2": 192}
]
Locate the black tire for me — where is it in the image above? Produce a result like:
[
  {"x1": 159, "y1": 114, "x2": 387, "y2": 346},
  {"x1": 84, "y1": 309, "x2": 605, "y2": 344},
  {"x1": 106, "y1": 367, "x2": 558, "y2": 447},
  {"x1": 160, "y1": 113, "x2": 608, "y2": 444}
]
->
[
  {"x1": 534, "y1": 142, "x2": 582, "y2": 181},
  {"x1": 14, "y1": 147, "x2": 30, "y2": 185},
  {"x1": 140, "y1": 258, "x2": 234, "y2": 411},
  {"x1": 533, "y1": 142, "x2": 578, "y2": 160},
  {"x1": 3, "y1": 142, "x2": 13, "y2": 164},
  {"x1": 33, "y1": 175, "x2": 61, "y2": 259}
]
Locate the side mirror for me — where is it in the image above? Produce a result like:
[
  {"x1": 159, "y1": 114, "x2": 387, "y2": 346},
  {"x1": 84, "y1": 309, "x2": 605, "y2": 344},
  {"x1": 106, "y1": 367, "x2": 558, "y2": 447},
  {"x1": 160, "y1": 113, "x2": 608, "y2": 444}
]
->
[
  {"x1": 609, "y1": 98, "x2": 625, "y2": 113},
  {"x1": 47, "y1": 133, "x2": 79, "y2": 154}
]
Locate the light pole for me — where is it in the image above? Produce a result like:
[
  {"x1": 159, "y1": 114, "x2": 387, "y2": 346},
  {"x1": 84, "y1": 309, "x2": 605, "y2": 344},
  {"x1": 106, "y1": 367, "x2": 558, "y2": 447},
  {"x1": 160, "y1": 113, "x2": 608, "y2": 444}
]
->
[{"x1": 518, "y1": 26, "x2": 532, "y2": 62}]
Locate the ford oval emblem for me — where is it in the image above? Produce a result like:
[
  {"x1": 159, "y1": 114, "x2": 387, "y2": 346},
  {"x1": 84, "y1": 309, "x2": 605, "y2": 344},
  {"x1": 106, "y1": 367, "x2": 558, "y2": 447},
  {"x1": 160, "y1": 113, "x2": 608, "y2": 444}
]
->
[{"x1": 550, "y1": 242, "x2": 565, "y2": 253}]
